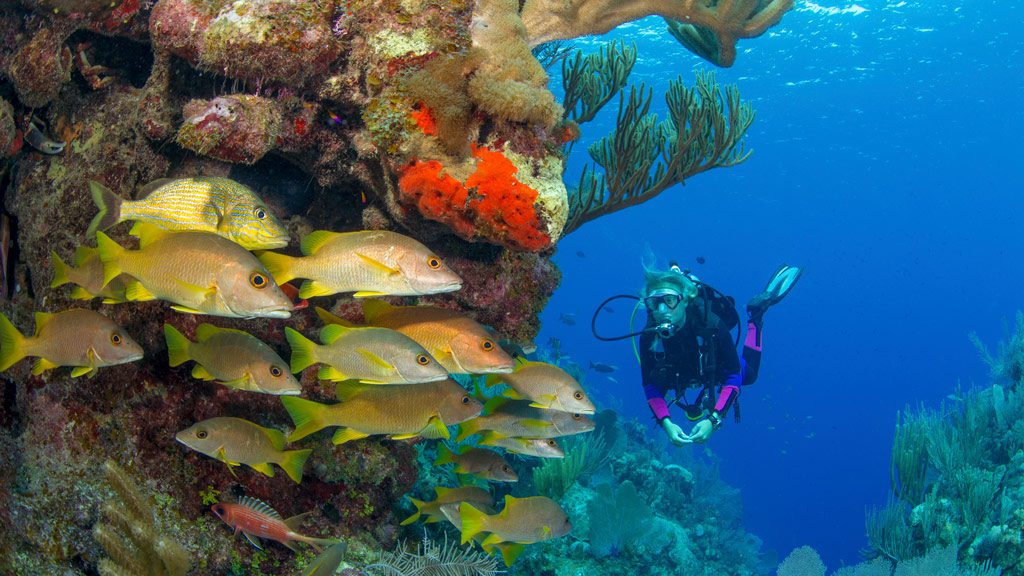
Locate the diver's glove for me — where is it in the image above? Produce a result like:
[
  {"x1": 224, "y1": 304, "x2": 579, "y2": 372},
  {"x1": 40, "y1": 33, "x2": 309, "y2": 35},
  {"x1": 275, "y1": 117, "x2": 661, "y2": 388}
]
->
[
  {"x1": 661, "y1": 418, "x2": 690, "y2": 447},
  {"x1": 688, "y1": 412, "x2": 722, "y2": 443}
]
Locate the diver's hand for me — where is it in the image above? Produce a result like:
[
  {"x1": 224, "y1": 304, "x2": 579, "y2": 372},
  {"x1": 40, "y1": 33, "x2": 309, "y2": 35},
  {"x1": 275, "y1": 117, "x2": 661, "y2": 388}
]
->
[
  {"x1": 661, "y1": 418, "x2": 690, "y2": 446},
  {"x1": 688, "y1": 419, "x2": 715, "y2": 443}
]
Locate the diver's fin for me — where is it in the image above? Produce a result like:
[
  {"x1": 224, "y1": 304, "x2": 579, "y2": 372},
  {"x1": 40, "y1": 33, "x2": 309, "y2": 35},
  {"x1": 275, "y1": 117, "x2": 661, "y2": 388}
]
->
[{"x1": 764, "y1": 264, "x2": 803, "y2": 304}]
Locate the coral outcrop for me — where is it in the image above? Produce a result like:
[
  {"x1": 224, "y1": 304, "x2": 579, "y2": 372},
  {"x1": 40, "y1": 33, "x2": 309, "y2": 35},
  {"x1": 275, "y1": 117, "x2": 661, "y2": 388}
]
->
[{"x1": 0, "y1": 0, "x2": 789, "y2": 574}]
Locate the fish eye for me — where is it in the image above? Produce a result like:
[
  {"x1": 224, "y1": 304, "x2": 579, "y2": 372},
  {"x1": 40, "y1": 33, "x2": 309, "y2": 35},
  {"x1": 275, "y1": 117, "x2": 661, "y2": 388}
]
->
[
  {"x1": 254, "y1": 207, "x2": 267, "y2": 220},
  {"x1": 461, "y1": 395, "x2": 471, "y2": 405},
  {"x1": 426, "y1": 256, "x2": 442, "y2": 269},
  {"x1": 416, "y1": 354, "x2": 431, "y2": 366},
  {"x1": 572, "y1": 413, "x2": 582, "y2": 420},
  {"x1": 212, "y1": 504, "x2": 225, "y2": 514},
  {"x1": 546, "y1": 439, "x2": 557, "y2": 447},
  {"x1": 249, "y1": 272, "x2": 269, "y2": 289},
  {"x1": 502, "y1": 465, "x2": 512, "y2": 473},
  {"x1": 196, "y1": 429, "x2": 208, "y2": 439},
  {"x1": 110, "y1": 333, "x2": 123, "y2": 345},
  {"x1": 480, "y1": 339, "x2": 494, "y2": 351},
  {"x1": 573, "y1": 391, "x2": 584, "y2": 400},
  {"x1": 270, "y1": 366, "x2": 283, "y2": 377}
]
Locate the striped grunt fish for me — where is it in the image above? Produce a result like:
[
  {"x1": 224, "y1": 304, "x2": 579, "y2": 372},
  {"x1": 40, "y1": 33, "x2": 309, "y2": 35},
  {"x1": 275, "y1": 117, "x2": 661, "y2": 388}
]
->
[{"x1": 87, "y1": 178, "x2": 289, "y2": 250}]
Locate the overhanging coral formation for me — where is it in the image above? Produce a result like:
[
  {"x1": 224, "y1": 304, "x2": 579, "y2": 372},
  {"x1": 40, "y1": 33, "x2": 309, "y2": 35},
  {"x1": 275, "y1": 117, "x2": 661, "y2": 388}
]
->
[{"x1": 520, "y1": 0, "x2": 794, "y2": 67}]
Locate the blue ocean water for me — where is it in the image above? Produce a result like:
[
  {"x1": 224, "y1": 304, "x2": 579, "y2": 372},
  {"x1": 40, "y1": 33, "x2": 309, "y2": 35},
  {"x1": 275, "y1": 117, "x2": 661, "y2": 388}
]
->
[{"x1": 538, "y1": 0, "x2": 1023, "y2": 569}]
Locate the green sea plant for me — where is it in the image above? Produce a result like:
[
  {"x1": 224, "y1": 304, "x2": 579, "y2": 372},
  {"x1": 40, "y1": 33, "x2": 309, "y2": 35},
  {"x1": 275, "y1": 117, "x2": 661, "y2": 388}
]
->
[
  {"x1": 587, "y1": 480, "x2": 653, "y2": 558},
  {"x1": 563, "y1": 70, "x2": 754, "y2": 236},
  {"x1": 364, "y1": 533, "x2": 502, "y2": 576},
  {"x1": 532, "y1": 430, "x2": 610, "y2": 499},
  {"x1": 93, "y1": 460, "x2": 190, "y2": 576},
  {"x1": 970, "y1": 311, "x2": 1024, "y2": 387}
]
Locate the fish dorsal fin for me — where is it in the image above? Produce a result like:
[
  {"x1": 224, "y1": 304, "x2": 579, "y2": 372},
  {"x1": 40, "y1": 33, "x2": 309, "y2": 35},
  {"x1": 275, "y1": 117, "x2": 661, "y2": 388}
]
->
[
  {"x1": 482, "y1": 396, "x2": 508, "y2": 414},
  {"x1": 261, "y1": 427, "x2": 287, "y2": 451},
  {"x1": 514, "y1": 358, "x2": 544, "y2": 371},
  {"x1": 137, "y1": 178, "x2": 175, "y2": 199},
  {"x1": 73, "y1": 245, "x2": 97, "y2": 266},
  {"x1": 129, "y1": 222, "x2": 171, "y2": 248},
  {"x1": 33, "y1": 312, "x2": 55, "y2": 334},
  {"x1": 354, "y1": 252, "x2": 399, "y2": 275},
  {"x1": 335, "y1": 381, "x2": 371, "y2": 401},
  {"x1": 500, "y1": 495, "x2": 520, "y2": 516},
  {"x1": 238, "y1": 496, "x2": 282, "y2": 521},
  {"x1": 434, "y1": 486, "x2": 454, "y2": 499},
  {"x1": 319, "y1": 324, "x2": 352, "y2": 345},
  {"x1": 283, "y1": 511, "x2": 314, "y2": 532},
  {"x1": 315, "y1": 306, "x2": 355, "y2": 327},
  {"x1": 300, "y1": 230, "x2": 341, "y2": 256},
  {"x1": 360, "y1": 299, "x2": 396, "y2": 323},
  {"x1": 196, "y1": 323, "x2": 250, "y2": 342},
  {"x1": 356, "y1": 348, "x2": 395, "y2": 371}
]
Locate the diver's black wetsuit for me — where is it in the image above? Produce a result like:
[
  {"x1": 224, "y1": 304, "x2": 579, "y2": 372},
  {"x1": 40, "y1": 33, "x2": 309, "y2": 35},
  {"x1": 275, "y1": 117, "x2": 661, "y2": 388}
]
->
[{"x1": 640, "y1": 309, "x2": 762, "y2": 423}]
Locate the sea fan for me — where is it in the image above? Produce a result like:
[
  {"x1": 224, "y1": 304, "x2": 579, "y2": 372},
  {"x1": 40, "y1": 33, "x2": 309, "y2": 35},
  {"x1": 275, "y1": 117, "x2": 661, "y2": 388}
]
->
[{"x1": 365, "y1": 533, "x2": 503, "y2": 576}]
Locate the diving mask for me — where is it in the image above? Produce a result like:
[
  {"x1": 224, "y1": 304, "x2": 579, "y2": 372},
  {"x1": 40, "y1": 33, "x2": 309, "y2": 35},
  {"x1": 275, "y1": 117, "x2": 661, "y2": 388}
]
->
[{"x1": 644, "y1": 289, "x2": 683, "y2": 311}]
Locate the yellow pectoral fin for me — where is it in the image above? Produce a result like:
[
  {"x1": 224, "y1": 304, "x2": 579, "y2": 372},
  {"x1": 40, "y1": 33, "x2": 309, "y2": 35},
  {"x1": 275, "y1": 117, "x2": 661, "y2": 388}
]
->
[
  {"x1": 356, "y1": 348, "x2": 396, "y2": 372},
  {"x1": 419, "y1": 416, "x2": 450, "y2": 440},
  {"x1": 70, "y1": 365, "x2": 96, "y2": 378},
  {"x1": 354, "y1": 252, "x2": 400, "y2": 276},
  {"x1": 219, "y1": 374, "x2": 255, "y2": 391},
  {"x1": 171, "y1": 305, "x2": 205, "y2": 315}
]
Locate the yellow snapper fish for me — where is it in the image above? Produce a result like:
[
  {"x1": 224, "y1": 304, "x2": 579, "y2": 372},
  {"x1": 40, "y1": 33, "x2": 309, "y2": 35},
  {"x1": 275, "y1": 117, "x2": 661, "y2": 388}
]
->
[
  {"x1": 484, "y1": 436, "x2": 564, "y2": 459},
  {"x1": 284, "y1": 324, "x2": 449, "y2": 384},
  {"x1": 461, "y1": 496, "x2": 572, "y2": 565},
  {"x1": 434, "y1": 444, "x2": 518, "y2": 482},
  {"x1": 87, "y1": 178, "x2": 289, "y2": 250},
  {"x1": 0, "y1": 309, "x2": 143, "y2": 377},
  {"x1": 486, "y1": 360, "x2": 595, "y2": 414},
  {"x1": 164, "y1": 323, "x2": 300, "y2": 395},
  {"x1": 50, "y1": 247, "x2": 127, "y2": 303},
  {"x1": 96, "y1": 226, "x2": 293, "y2": 319},
  {"x1": 257, "y1": 229, "x2": 462, "y2": 299},
  {"x1": 321, "y1": 302, "x2": 515, "y2": 375},
  {"x1": 401, "y1": 486, "x2": 494, "y2": 526},
  {"x1": 457, "y1": 398, "x2": 595, "y2": 441},
  {"x1": 280, "y1": 379, "x2": 482, "y2": 444},
  {"x1": 175, "y1": 416, "x2": 312, "y2": 483}
]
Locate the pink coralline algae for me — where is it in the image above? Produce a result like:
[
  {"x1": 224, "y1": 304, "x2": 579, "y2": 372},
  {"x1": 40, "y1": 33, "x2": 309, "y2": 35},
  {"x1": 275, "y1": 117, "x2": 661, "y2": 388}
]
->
[
  {"x1": 150, "y1": 0, "x2": 342, "y2": 88},
  {"x1": 178, "y1": 95, "x2": 285, "y2": 165}
]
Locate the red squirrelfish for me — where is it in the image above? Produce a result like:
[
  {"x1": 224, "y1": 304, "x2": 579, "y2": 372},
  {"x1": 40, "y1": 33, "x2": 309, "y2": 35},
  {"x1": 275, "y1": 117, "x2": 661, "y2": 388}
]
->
[{"x1": 212, "y1": 496, "x2": 339, "y2": 552}]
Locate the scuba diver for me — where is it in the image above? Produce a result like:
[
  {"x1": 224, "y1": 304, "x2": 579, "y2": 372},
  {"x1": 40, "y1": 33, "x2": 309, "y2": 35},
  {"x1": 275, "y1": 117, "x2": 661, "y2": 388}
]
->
[{"x1": 593, "y1": 262, "x2": 803, "y2": 445}]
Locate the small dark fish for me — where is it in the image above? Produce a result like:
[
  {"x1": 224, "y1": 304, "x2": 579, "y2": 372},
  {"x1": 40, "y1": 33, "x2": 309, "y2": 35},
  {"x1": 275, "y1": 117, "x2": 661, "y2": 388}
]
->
[
  {"x1": 696, "y1": 256, "x2": 706, "y2": 265},
  {"x1": 558, "y1": 313, "x2": 576, "y2": 326},
  {"x1": 589, "y1": 361, "x2": 617, "y2": 373},
  {"x1": 575, "y1": 251, "x2": 585, "y2": 258}
]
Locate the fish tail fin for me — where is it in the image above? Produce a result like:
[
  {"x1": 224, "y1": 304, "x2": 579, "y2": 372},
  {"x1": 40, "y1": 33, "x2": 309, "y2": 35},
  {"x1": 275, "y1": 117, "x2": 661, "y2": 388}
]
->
[
  {"x1": 0, "y1": 313, "x2": 27, "y2": 372},
  {"x1": 455, "y1": 418, "x2": 481, "y2": 442},
  {"x1": 257, "y1": 251, "x2": 298, "y2": 285},
  {"x1": 434, "y1": 443, "x2": 458, "y2": 466},
  {"x1": 295, "y1": 535, "x2": 342, "y2": 553},
  {"x1": 87, "y1": 181, "x2": 123, "y2": 237},
  {"x1": 162, "y1": 324, "x2": 192, "y2": 367},
  {"x1": 95, "y1": 232, "x2": 125, "y2": 287},
  {"x1": 459, "y1": 503, "x2": 488, "y2": 544},
  {"x1": 280, "y1": 396, "x2": 329, "y2": 442},
  {"x1": 400, "y1": 498, "x2": 425, "y2": 525},
  {"x1": 279, "y1": 448, "x2": 312, "y2": 484},
  {"x1": 284, "y1": 327, "x2": 318, "y2": 373},
  {"x1": 50, "y1": 251, "x2": 71, "y2": 288}
]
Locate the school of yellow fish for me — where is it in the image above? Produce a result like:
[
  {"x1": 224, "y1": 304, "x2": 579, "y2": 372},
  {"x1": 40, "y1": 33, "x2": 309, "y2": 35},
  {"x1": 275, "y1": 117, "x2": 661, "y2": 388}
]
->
[{"x1": 0, "y1": 177, "x2": 597, "y2": 566}]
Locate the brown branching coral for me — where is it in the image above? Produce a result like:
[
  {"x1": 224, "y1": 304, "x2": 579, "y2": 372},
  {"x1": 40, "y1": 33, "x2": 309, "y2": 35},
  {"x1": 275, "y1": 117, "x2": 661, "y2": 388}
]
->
[
  {"x1": 93, "y1": 460, "x2": 190, "y2": 576},
  {"x1": 520, "y1": 0, "x2": 794, "y2": 67},
  {"x1": 563, "y1": 70, "x2": 754, "y2": 236}
]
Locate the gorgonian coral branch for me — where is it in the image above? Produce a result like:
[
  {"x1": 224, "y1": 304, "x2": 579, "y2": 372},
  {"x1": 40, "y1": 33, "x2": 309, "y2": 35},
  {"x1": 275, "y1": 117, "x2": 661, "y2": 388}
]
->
[
  {"x1": 563, "y1": 70, "x2": 754, "y2": 236},
  {"x1": 520, "y1": 0, "x2": 794, "y2": 66}
]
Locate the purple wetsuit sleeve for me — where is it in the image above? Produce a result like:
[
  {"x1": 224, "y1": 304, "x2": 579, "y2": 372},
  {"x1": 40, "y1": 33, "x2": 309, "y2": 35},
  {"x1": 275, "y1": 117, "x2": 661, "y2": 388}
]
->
[{"x1": 644, "y1": 382, "x2": 671, "y2": 421}]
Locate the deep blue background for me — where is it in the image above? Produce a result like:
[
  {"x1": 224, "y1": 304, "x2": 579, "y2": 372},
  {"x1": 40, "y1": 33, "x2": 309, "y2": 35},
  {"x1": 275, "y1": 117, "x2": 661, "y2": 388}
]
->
[{"x1": 536, "y1": 0, "x2": 1023, "y2": 569}]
